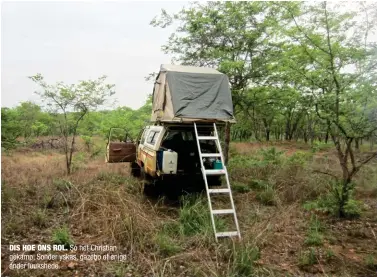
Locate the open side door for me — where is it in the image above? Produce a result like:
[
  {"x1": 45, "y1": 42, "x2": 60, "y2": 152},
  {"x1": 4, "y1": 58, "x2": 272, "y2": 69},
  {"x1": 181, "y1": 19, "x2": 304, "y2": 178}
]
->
[{"x1": 106, "y1": 128, "x2": 136, "y2": 163}]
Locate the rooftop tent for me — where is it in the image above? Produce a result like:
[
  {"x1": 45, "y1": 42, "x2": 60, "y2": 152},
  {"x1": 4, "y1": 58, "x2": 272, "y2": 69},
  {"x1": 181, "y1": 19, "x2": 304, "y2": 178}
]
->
[{"x1": 151, "y1": 64, "x2": 235, "y2": 123}]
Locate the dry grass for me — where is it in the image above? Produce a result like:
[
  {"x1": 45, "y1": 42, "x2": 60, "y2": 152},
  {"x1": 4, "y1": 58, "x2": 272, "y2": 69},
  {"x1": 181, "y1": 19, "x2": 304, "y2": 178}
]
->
[{"x1": 1, "y1": 139, "x2": 377, "y2": 276}]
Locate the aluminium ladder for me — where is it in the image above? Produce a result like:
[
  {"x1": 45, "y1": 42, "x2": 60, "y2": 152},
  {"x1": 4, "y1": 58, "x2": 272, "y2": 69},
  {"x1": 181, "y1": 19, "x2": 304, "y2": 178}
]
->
[{"x1": 194, "y1": 122, "x2": 241, "y2": 241}]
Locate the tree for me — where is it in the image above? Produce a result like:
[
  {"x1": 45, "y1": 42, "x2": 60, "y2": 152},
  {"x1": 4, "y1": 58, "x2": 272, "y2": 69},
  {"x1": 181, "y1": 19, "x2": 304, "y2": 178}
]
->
[
  {"x1": 151, "y1": 1, "x2": 288, "y2": 163},
  {"x1": 1, "y1": 107, "x2": 23, "y2": 149},
  {"x1": 29, "y1": 74, "x2": 115, "y2": 174},
  {"x1": 278, "y1": 2, "x2": 377, "y2": 216}
]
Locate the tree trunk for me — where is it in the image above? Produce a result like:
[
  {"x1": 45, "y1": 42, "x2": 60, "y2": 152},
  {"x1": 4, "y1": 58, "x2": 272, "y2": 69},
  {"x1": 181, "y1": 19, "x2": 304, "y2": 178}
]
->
[{"x1": 355, "y1": 138, "x2": 360, "y2": 151}]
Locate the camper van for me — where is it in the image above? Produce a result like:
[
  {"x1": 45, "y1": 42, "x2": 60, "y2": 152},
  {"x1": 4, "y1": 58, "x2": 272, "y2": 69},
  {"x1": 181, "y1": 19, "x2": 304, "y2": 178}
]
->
[
  {"x1": 106, "y1": 64, "x2": 241, "y2": 240},
  {"x1": 106, "y1": 64, "x2": 235, "y2": 188}
]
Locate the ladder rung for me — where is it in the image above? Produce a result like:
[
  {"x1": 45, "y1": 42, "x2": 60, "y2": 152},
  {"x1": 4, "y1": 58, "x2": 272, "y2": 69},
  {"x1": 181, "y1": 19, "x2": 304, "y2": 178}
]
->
[
  {"x1": 212, "y1": 209, "x2": 234, "y2": 214},
  {"x1": 215, "y1": 231, "x2": 239, "y2": 238},
  {"x1": 201, "y1": 153, "x2": 221, "y2": 158},
  {"x1": 197, "y1": 136, "x2": 217, "y2": 140},
  {"x1": 208, "y1": 188, "x2": 230, "y2": 193},
  {"x1": 205, "y1": 169, "x2": 226, "y2": 175}
]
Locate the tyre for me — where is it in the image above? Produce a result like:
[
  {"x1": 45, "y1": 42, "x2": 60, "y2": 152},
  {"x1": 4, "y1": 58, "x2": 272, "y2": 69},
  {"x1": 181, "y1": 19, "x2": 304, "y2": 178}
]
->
[{"x1": 130, "y1": 162, "x2": 141, "y2": 177}]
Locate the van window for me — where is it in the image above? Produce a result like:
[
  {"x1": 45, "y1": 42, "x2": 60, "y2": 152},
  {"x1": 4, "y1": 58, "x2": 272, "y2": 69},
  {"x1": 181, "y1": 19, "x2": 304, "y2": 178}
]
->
[
  {"x1": 147, "y1": 131, "x2": 160, "y2": 146},
  {"x1": 140, "y1": 129, "x2": 148, "y2": 144}
]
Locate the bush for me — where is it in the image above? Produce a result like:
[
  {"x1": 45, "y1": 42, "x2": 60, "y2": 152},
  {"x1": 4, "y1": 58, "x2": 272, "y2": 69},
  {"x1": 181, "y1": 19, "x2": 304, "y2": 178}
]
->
[
  {"x1": 311, "y1": 141, "x2": 332, "y2": 153},
  {"x1": 178, "y1": 195, "x2": 215, "y2": 236},
  {"x1": 344, "y1": 199, "x2": 363, "y2": 218},
  {"x1": 299, "y1": 247, "x2": 318, "y2": 267},
  {"x1": 228, "y1": 155, "x2": 264, "y2": 170},
  {"x1": 231, "y1": 244, "x2": 260, "y2": 277},
  {"x1": 259, "y1": 147, "x2": 284, "y2": 165},
  {"x1": 53, "y1": 179, "x2": 72, "y2": 191},
  {"x1": 71, "y1": 152, "x2": 86, "y2": 172},
  {"x1": 97, "y1": 172, "x2": 128, "y2": 185},
  {"x1": 232, "y1": 182, "x2": 251, "y2": 193},
  {"x1": 365, "y1": 254, "x2": 377, "y2": 270},
  {"x1": 304, "y1": 215, "x2": 324, "y2": 246},
  {"x1": 51, "y1": 226, "x2": 74, "y2": 248},
  {"x1": 81, "y1": 135, "x2": 92, "y2": 151},
  {"x1": 248, "y1": 179, "x2": 270, "y2": 190},
  {"x1": 154, "y1": 233, "x2": 182, "y2": 257},
  {"x1": 33, "y1": 209, "x2": 48, "y2": 228},
  {"x1": 325, "y1": 249, "x2": 335, "y2": 261},
  {"x1": 256, "y1": 185, "x2": 278, "y2": 206},
  {"x1": 305, "y1": 231, "x2": 323, "y2": 246},
  {"x1": 303, "y1": 182, "x2": 363, "y2": 218},
  {"x1": 286, "y1": 151, "x2": 313, "y2": 166}
]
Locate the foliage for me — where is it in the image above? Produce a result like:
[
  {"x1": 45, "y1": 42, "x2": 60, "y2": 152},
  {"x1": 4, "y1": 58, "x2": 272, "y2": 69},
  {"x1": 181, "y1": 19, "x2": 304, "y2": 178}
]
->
[
  {"x1": 231, "y1": 243, "x2": 260, "y2": 277},
  {"x1": 152, "y1": 1, "x2": 377, "y2": 216},
  {"x1": 32, "y1": 209, "x2": 48, "y2": 228},
  {"x1": 178, "y1": 195, "x2": 215, "y2": 236},
  {"x1": 286, "y1": 151, "x2": 313, "y2": 166},
  {"x1": 259, "y1": 147, "x2": 285, "y2": 165},
  {"x1": 299, "y1": 248, "x2": 318, "y2": 267},
  {"x1": 256, "y1": 185, "x2": 278, "y2": 206},
  {"x1": 29, "y1": 74, "x2": 115, "y2": 174},
  {"x1": 51, "y1": 226, "x2": 74, "y2": 248},
  {"x1": 232, "y1": 182, "x2": 251, "y2": 194},
  {"x1": 154, "y1": 233, "x2": 182, "y2": 257},
  {"x1": 303, "y1": 182, "x2": 363, "y2": 218},
  {"x1": 304, "y1": 215, "x2": 324, "y2": 246}
]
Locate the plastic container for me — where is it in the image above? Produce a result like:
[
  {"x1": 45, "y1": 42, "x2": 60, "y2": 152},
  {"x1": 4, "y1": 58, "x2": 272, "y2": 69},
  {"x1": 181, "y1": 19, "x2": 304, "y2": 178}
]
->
[
  {"x1": 162, "y1": 150, "x2": 178, "y2": 174},
  {"x1": 214, "y1": 159, "x2": 223, "y2": 169}
]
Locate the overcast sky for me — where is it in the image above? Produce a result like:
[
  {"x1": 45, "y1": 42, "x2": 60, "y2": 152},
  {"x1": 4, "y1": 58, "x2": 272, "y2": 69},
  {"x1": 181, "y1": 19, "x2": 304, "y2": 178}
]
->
[{"x1": 1, "y1": 1, "x2": 188, "y2": 109}]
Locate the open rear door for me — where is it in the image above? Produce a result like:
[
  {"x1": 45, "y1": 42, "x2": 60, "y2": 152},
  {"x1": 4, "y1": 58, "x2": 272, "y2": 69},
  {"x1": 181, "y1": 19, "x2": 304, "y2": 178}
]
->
[{"x1": 106, "y1": 128, "x2": 136, "y2": 163}]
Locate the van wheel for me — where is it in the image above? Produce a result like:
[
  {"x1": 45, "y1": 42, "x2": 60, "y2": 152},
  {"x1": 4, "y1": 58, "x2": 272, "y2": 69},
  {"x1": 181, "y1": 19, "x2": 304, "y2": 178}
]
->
[{"x1": 130, "y1": 162, "x2": 140, "y2": 177}]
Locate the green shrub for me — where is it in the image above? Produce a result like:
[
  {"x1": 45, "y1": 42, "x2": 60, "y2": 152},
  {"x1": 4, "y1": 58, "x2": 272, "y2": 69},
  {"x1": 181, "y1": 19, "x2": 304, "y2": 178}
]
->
[
  {"x1": 231, "y1": 244, "x2": 260, "y2": 277},
  {"x1": 304, "y1": 215, "x2": 324, "y2": 246},
  {"x1": 90, "y1": 146, "x2": 104, "y2": 158},
  {"x1": 160, "y1": 220, "x2": 181, "y2": 237},
  {"x1": 53, "y1": 179, "x2": 72, "y2": 191},
  {"x1": 286, "y1": 151, "x2": 313, "y2": 166},
  {"x1": 154, "y1": 233, "x2": 182, "y2": 257},
  {"x1": 228, "y1": 155, "x2": 264, "y2": 170},
  {"x1": 178, "y1": 196, "x2": 215, "y2": 236},
  {"x1": 308, "y1": 214, "x2": 323, "y2": 232},
  {"x1": 344, "y1": 199, "x2": 363, "y2": 218},
  {"x1": 311, "y1": 141, "x2": 332, "y2": 153},
  {"x1": 256, "y1": 185, "x2": 278, "y2": 206},
  {"x1": 305, "y1": 231, "x2": 323, "y2": 246},
  {"x1": 1, "y1": 183, "x2": 20, "y2": 211},
  {"x1": 259, "y1": 147, "x2": 284, "y2": 165},
  {"x1": 303, "y1": 182, "x2": 363, "y2": 218},
  {"x1": 51, "y1": 226, "x2": 74, "y2": 248},
  {"x1": 365, "y1": 254, "x2": 377, "y2": 269},
  {"x1": 232, "y1": 182, "x2": 251, "y2": 193},
  {"x1": 325, "y1": 249, "x2": 335, "y2": 261},
  {"x1": 81, "y1": 135, "x2": 92, "y2": 151},
  {"x1": 71, "y1": 152, "x2": 86, "y2": 172},
  {"x1": 303, "y1": 194, "x2": 337, "y2": 215},
  {"x1": 299, "y1": 248, "x2": 318, "y2": 266},
  {"x1": 248, "y1": 179, "x2": 270, "y2": 190},
  {"x1": 33, "y1": 209, "x2": 48, "y2": 228},
  {"x1": 97, "y1": 172, "x2": 128, "y2": 185}
]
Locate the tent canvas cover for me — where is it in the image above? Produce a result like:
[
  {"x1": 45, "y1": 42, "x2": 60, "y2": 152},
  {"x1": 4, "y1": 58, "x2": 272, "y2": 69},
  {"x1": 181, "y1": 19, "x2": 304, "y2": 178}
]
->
[{"x1": 151, "y1": 64, "x2": 235, "y2": 123}]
